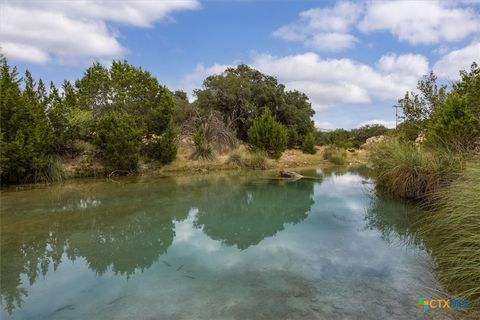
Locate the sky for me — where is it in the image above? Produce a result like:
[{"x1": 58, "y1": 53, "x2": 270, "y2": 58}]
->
[{"x1": 1, "y1": 0, "x2": 479, "y2": 130}]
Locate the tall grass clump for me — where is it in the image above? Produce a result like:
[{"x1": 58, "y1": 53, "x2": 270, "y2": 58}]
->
[
  {"x1": 226, "y1": 151, "x2": 245, "y2": 168},
  {"x1": 421, "y1": 161, "x2": 480, "y2": 310},
  {"x1": 369, "y1": 139, "x2": 462, "y2": 200},
  {"x1": 245, "y1": 151, "x2": 268, "y2": 170},
  {"x1": 323, "y1": 146, "x2": 346, "y2": 165},
  {"x1": 31, "y1": 156, "x2": 65, "y2": 183}
]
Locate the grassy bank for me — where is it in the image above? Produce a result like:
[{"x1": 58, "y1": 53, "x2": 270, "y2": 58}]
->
[
  {"x1": 421, "y1": 161, "x2": 480, "y2": 311},
  {"x1": 61, "y1": 140, "x2": 368, "y2": 179},
  {"x1": 369, "y1": 139, "x2": 462, "y2": 200},
  {"x1": 369, "y1": 139, "x2": 480, "y2": 311}
]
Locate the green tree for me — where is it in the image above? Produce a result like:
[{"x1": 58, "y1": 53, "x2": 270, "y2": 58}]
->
[
  {"x1": 247, "y1": 108, "x2": 288, "y2": 159},
  {"x1": 452, "y1": 62, "x2": 480, "y2": 118},
  {"x1": 61, "y1": 80, "x2": 94, "y2": 154},
  {"x1": 398, "y1": 71, "x2": 447, "y2": 141},
  {"x1": 195, "y1": 64, "x2": 314, "y2": 141},
  {"x1": 172, "y1": 90, "x2": 194, "y2": 124},
  {"x1": 427, "y1": 93, "x2": 480, "y2": 152},
  {"x1": 351, "y1": 124, "x2": 389, "y2": 145},
  {"x1": 147, "y1": 119, "x2": 178, "y2": 164},
  {"x1": 46, "y1": 82, "x2": 69, "y2": 153},
  {"x1": 94, "y1": 112, "x2": 141, "y2": 172},
  {"x1": 399, "y1": 71, "x2": 447, "y2": 123},
  {"x1": 76, "y1": 60, "x2": 174, "y2": 134},
  {"x1": 302, "y1": 131, "x2": 317, "y2": 154},
  {"x1": 0, "y1": 58, "x2": 55, "y2": 183}
]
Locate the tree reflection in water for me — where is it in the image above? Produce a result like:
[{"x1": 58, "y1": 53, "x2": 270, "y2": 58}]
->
[{"x1": 0, "y1": 174, "x2": 315, "y2": 314}]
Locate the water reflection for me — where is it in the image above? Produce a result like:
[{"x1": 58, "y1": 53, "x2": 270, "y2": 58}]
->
[
  {"x1": 0, "y1": 174, "x2": 314, "y2": 314},
  {"x1": 1, "y1": 170, "x2": 451, "y2": 320},
  {"x1": 365, "y1": 196, "x2": 423, "y2": 246},
  {"x1": 193, "y1": 179, "x2": 314, "y2": 249}
]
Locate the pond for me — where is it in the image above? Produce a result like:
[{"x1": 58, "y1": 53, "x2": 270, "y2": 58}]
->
[{"x1": 0, "y1": 168, "x2": 449, "y2": 319}]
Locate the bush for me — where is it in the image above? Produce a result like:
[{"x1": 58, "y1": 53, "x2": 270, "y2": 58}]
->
[
  {"x1": 190, "y1": 126, "x2": 214, "y2": 161},
  {"x1": 147, "y1": 119, "x2": 178, "y2": 164},
  {"x1": 32, "y1": 156, "x2": 65, "y2": 183},
  {"x1": 323, "y1": 146, "x2": 346, "y2": 165},
  {"x1": 94, "y1": 112, "x2": 141, "y2": 173},
  {"x1": 398, "y1": 121, "x2": 422, "y2": 142},
  {"x1": 248, "y1": 108, "x2": 288, "y2": 159},
  {"x1": 226, "y1": 151, "x2": 244, "y2": 168},
  {"x1": 422, "y1": 161, "x2": 480, "y2": 310},
  {"x1": 287, "y1": 126, "x2": 299, "y2": 148},
  {"x1": 333, "y1": 139, "x2": 359, "y2": 149},
  {"x1": 351, "y1": 124, "x2": 389, "y2": 145},
  {"x1": 328, "y1": 154, "x2": 346, "y2": 165},
  {"x1": 245, "y1": 151, "x2": 268, "y2": 170},
  {"x1": 426, "y1": 93, "x2": 480, "y2": 152},
  {"x1": 73, "y1": 156, "x2": 101, "y2": 178},
  {"x1": 369, "y1": 139, "x2": 462, "y2": 200},
  {"x1": 302, "y1": 132, "x2": 317, "y2": 154}
]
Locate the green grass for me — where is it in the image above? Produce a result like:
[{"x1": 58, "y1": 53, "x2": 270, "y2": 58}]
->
[
  {"x1": 225, "y1": 150, "x2": 268, "y2": 170},
  {"x1": 245, "y1": 151, "x2": 268, "y2": 170},
  {"x1": 369, "y1": 139, "x2": 462, "y2": 200},
  {"x1": 323, "y1": 146, "x2": 346, "y2": 165},
  {"x1": 421, "y1": 161, "x2": 480, "y2": 310},
  {"x1": 29, "y1": 156, "x2": 65, "y2": 183}
]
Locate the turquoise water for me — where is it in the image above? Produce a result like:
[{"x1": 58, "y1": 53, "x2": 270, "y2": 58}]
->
[{"x1": 1, "y1": 169, "x2": 448, "y2": 319}]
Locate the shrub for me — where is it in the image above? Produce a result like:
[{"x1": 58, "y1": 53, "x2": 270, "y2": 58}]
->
[
  {"x1": 323, "y1": 146, "x2": 346, "y2": 165},
  {"x1": 31, "y1": 156, "x2": 65, "y2": 183},
  {"x1": 226, "y1": 151, "x2": 244, "y2": 168},
  {"x1": 73, "y1": 156, "x2": 101, "y2": 178},
  {"x1": 190, "y1": 126, "x2": 214, "y2": 161},
  {"x1": 369, "y1": 139, "x2": 462, "y2": 200},
  {"x1": 287, "y1": 126, "x2": 299, "y2": 148},
  {"x1": 247, "y1": 108, "x2": 288, "y2": 159},
  {"x1": 398, "y1": 121, "x2": 422, "y2": 142},
  {"x1": 147, "y1": 119, "x2": 178, "y2": 164},
  {"x1": 422, "y1": 161, "x2": 480, "y2": 310},
  {"x1": 245, "y1": 151, "x2": 268, "y2": 170},
  {"x1": 333, "y1": 139, "x2": 359, "y2": 149},
  {"x1": 302, "y1": 132, "x2": 317, "y2": 154},
  {"x1": 328, "y1": 154, "x2": 346, "y2": 165},
  {"x1": 182, "y1": 110, "x2": 238, "y2": 152},
  {"x1": 426, "y1": 93, "x2": 480, "y2": 152},
  {"x1": 94, "y1": 112, "x2": 141, "y2": 173},
  {"x1": 351, "y1": 124, "x2": 389, "y2": 145}
]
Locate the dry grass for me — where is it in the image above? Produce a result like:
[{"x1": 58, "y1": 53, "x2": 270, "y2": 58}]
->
[{"x1": 61, "y1": 137, "x2": 369, "y2": 177}]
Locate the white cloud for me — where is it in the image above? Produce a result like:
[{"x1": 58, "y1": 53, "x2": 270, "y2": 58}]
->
[
  {"x1": 433, "y1": 42, "x2": 480, "y2": 79},
  {"x1": 273, "y1": 2, "x2": 362, "y2": 51},
  {"x1": 251, "y1": 52, "x2": 428, "y2": 111},
  {"x1": 0, "y1": 42, "x2": 50, "y2": 64},
  {"x1": 358, "y1": 119, "x2": 396, "y2": 129},
  {"x1": 358, "y1": 1, "x2": 480, "y2": 45},
  {"x1": 181, "y1": 52, "x2": 428, "y2": 112},
  {"x1": 0, "y1": 0, "x2": 200, "y2": 64},
  {"x1": 304, "y1": 33, "x2": 358, "y2": 51},
  {"x1": 315, "y1": 121, "x2": 336, "y2": 130}
]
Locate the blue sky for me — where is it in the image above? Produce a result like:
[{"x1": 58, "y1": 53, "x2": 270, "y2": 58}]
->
[{"x1": 1, "y1": 0, "x2": 479, "y2": 129}]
